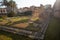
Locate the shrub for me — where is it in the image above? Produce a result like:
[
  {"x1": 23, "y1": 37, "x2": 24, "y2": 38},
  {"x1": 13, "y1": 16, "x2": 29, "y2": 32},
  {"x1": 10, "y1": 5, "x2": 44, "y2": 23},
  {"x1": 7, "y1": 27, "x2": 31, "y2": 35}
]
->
[
  {"x1": 0, "y1": 15, "x2": 7, "y2": 19},
  {"x1": 20, "y1": 19, "x2": 28, "y2": 23},
  {"x1": 7, "y1": 11, "x2": 16, "y2": 17}
]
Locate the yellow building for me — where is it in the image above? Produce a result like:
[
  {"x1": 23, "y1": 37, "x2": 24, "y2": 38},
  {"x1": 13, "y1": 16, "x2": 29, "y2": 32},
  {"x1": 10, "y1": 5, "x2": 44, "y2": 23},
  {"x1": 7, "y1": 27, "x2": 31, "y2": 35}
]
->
[{"x1": 30, "y1": 5, "x2": 45, "y2": 21}]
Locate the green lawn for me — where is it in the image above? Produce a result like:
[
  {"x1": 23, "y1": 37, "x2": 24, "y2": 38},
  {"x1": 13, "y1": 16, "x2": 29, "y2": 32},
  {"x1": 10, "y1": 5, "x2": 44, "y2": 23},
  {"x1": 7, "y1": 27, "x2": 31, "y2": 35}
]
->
[
  {"x1": 0, "y1": 16, "x2": 39, "y2": 26},
  {"x1": 0, "y1": 30, "x2": 33, "y2": 40},
  {"x1": 0, "y1": 17, "x2": 29, "y2": 26},
  {"x1": 0, "y1": 16, "x2": 60, "y2": 40},
  {"x1": 44, "y1": 17, "x2": 60, "y2": 40}
]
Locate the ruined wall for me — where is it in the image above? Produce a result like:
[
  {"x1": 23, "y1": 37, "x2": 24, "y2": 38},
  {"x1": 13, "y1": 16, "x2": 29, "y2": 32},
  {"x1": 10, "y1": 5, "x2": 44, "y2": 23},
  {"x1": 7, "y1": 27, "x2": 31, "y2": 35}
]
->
[
  {"x1": 53, "y1": 0, "x2": 60, "y2": 18},
  {"x1": 31, "y1": 5, "x2": 45, "y2": 21}
]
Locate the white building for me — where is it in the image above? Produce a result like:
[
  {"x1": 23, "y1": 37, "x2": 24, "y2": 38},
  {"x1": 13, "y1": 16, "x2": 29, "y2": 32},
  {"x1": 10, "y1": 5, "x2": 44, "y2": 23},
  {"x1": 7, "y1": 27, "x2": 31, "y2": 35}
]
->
[{"x1": 0, "y1": 8, "x2": 7, "y2": 15}]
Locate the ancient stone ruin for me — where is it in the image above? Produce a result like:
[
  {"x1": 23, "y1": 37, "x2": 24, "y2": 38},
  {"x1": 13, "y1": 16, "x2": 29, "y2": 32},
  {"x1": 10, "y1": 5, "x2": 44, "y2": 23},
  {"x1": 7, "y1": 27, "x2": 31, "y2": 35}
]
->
[{"x1": 53, "y1": 0, "x2": 60, "y2": 18}]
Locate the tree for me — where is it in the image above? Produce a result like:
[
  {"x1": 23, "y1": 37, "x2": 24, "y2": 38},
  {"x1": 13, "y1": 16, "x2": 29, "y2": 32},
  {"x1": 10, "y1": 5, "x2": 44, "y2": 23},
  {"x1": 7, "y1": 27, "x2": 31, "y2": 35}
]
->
[
  {"x1": 7, "y1": 11, "x2": 16, "y2": 17},
  {"x1": 3, "y1": 0, "x2": 17, "y2": 15}
]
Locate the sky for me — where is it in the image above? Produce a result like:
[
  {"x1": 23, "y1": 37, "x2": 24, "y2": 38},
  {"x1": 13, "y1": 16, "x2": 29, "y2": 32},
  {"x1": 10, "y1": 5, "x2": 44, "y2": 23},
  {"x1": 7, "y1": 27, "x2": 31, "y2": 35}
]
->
[
  {"x1": 13, "y1": 0, "x2": 56, "y2": 8},
  {"x1": 0, "y1": 0, "x2": 56, "y2": 8}
]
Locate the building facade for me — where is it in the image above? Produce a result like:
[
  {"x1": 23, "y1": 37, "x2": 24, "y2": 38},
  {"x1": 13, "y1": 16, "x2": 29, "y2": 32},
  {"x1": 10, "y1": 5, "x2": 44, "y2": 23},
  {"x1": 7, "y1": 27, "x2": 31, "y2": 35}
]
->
[
  {"x1": 0, "y1": 8, "x2": 7, "y2": 15},
  {"x1": 53, "y1": 0, "x2": 60, "y2": 18}
]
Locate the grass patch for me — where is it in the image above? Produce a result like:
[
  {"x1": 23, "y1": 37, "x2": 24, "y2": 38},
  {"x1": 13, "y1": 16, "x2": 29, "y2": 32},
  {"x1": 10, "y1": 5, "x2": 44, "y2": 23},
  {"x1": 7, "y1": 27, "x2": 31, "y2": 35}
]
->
[
  {"x1": 7, "y1": 17, "x2": 29, "y2": 23},
  {"x1": 44, "y1": 17, "x2": 60, "y2": 40},
  {"x1": 26, "y1": 23, "x2": 41, "y2": 31},
  {"x1": 30, "y1": 17, "x2": 39, "y2": 21},
  {"x1": 0, "y1": 17, "x2": 29, "y2": 26},
  {"x1": 0, "y1": 30, "x2": 33, "y2": 40}
]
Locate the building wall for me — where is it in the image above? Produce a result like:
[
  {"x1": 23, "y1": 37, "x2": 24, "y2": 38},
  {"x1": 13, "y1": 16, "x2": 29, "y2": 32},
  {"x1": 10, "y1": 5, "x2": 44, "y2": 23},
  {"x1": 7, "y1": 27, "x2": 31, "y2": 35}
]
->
[
  {"x1": 32, "y1": 6, "x2": 45, "y2": 18},
  {"x1": 0, "y1": 8, "x2": 7, "y2": 15},
  {"x1": 53, "y1": 0, "x2": 60, "y2": 18}
]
